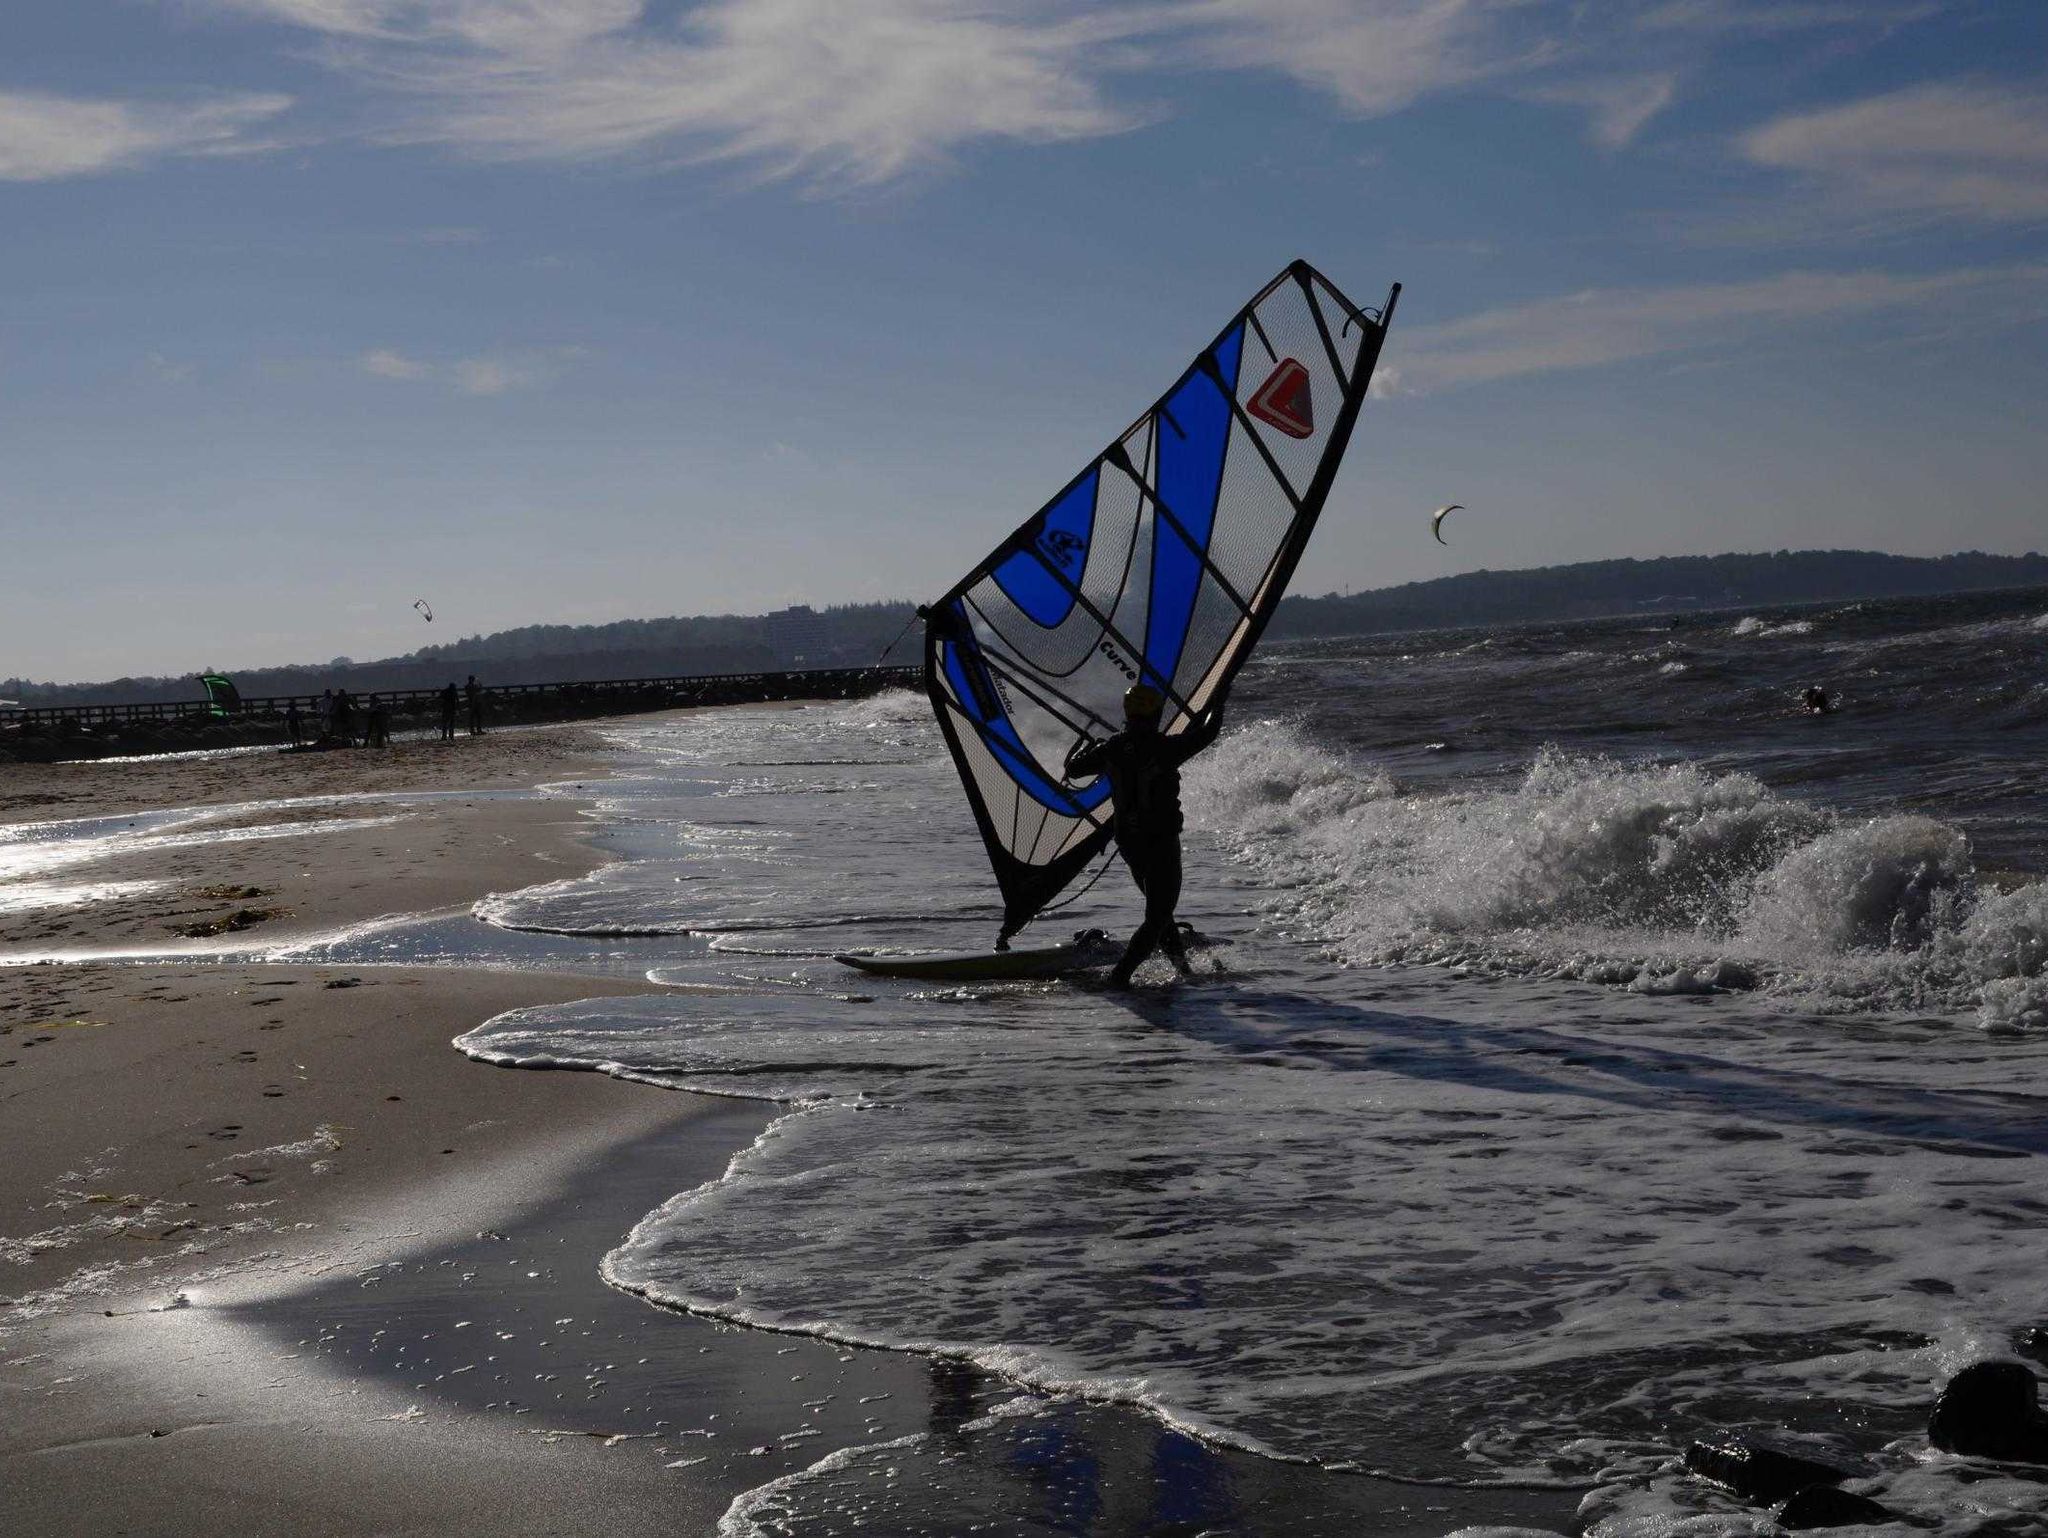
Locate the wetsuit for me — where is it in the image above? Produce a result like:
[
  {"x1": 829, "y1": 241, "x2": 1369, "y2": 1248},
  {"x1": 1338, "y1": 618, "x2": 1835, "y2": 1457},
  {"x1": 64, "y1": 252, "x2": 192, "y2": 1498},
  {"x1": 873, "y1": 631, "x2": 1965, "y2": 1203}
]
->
[{"x1": 1066, "y1": 717, "x2": 1215, "y2": 983}]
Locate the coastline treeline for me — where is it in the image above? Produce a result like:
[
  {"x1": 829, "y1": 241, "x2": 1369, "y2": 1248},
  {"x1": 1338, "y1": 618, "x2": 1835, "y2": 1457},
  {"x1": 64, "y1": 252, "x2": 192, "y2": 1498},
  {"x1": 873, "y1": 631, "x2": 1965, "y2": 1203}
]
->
[{"x1": 9, "y1": 549, "x2": 2045, "y2": 707}]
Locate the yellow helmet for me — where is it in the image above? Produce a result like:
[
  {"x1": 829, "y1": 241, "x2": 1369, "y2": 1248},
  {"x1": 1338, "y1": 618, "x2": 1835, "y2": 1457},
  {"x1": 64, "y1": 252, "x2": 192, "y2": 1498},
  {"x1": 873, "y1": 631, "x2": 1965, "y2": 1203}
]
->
[{"x1": 1123, "y1": 684, "x2": 1164, "y2": 721}]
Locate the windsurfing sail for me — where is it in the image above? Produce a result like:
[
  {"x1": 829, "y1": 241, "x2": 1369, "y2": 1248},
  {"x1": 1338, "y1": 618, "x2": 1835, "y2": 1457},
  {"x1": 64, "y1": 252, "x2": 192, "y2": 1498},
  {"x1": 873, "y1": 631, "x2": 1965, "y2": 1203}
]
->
[{"x1": 922, "y1": 259, "x2": 1400, "y2": 942}]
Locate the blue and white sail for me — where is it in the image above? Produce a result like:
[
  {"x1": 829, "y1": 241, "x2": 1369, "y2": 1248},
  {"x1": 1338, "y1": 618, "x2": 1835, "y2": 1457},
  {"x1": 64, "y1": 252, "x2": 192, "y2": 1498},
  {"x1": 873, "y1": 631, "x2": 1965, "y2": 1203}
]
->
[{"x1": 923, "y1": 260, "x2": 1400, "y2": 940}]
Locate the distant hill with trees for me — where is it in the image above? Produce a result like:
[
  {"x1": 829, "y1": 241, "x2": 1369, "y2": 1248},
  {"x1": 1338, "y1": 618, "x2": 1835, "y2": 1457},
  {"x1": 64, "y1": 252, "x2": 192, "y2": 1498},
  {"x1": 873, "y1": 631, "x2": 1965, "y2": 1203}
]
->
[
  {"x1": 1270, "y1": 549, "x2": 2048, "y2": 639},
  {"x1": 10, "y1": 550, "x2": 2045, "y2": 707}
]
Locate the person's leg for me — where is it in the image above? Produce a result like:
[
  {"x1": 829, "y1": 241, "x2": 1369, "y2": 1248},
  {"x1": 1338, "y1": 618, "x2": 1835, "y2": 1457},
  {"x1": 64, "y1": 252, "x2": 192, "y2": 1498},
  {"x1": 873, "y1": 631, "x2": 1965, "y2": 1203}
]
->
[
  {"x1": 1109, "y1": 848, "x2": 1167, "y2": 986},
  {"x1": 1149, "y1": 843, "x2": 1190, "y2": 974}
]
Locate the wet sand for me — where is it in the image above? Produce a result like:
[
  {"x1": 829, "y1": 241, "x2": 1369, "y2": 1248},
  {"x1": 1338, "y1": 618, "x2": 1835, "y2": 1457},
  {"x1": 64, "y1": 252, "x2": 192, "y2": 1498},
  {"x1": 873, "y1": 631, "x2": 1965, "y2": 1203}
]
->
[{"x1": 0, "y1": 721, "x2": 615, "y2": 824}]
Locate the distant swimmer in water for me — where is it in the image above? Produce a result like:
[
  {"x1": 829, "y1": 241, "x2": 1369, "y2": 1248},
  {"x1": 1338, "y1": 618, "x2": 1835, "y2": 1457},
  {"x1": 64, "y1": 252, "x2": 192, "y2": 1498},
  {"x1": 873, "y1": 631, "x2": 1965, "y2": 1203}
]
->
[
  {"x1": 1064, "y1": 684, "x2": 1216, "y2": 988},
  {"x1": 1802, "y1": 685, "x2": 1835, "y2": 715}
]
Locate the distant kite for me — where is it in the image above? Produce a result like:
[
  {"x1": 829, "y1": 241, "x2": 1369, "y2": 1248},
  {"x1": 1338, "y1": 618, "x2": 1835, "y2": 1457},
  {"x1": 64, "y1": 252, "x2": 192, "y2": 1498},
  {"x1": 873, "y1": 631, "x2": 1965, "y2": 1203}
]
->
[
  {"x1": 414, "y1": 599, "x2": 434, "y2": 623},
  {"x1": 1432, "y1": 504, "x2": 1463, "y2": 545}
]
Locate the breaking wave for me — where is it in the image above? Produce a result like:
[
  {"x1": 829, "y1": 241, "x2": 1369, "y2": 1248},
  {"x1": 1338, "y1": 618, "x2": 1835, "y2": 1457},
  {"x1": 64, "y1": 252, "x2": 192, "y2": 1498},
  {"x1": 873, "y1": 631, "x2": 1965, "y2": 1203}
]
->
[{"x1": 1187, "y1": 724, "x2": 2048, "y2": 1028}]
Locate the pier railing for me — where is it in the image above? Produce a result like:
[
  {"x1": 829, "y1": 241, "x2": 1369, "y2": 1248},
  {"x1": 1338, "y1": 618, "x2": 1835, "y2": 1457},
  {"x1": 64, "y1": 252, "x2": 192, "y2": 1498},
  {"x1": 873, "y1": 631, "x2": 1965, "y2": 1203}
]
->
[{"x1": 0, "y1": 665, "x2": 923, "y2": 733}]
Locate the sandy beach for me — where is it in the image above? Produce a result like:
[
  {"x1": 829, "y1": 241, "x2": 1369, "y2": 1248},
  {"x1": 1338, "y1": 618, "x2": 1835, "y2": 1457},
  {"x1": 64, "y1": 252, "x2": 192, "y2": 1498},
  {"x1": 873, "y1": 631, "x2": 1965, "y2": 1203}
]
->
[
  {"x1": 0, "y1": 712, "x2": 1597, "y2": 1538},
  {"x1": 0, "y1": 723, "x2": 739, "y2": 1532}
]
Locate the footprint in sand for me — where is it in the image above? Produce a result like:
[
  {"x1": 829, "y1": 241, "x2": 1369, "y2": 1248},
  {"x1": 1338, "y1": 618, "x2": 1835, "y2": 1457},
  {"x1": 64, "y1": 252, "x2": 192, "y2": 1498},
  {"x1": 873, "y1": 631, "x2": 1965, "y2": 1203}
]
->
[{"x1": 207, "y1": 1125, "x2": 243, "y2": 1141}]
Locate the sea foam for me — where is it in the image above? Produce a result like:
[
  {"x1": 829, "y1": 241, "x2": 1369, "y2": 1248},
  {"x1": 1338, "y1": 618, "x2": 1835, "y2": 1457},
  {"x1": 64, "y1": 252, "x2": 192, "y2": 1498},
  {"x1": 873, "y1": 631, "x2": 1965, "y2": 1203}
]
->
[{"x1": 1186, "y1": 725, "x2": 2048, "y2": 1027}]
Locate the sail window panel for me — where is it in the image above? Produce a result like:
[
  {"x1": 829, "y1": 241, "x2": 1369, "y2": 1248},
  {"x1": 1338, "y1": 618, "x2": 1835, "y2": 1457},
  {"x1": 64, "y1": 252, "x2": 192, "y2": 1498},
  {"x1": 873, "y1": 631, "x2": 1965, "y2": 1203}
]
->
[
  {"x1": 1083, "y1": 423, "x2": 1150, "y2": 617},
  {"x1": 965, "y1": 567, "x2": 1104, "y2": 680},
  {"x1": 947, "y1": 702, "x2": 1028, "y2": 847},
  {"x1": 1203, "y1": 418, "x2": 1300, "y2": 601},
  {"x1": 953, "y1": 707, "x2": 1058, "y2": 865},
  {"x1": 940, "y1": 643, "x2": 1105, "y2": 818},
  {"x1": 963, "y1": 456, "x2": 1148, "y2": 686},
  {"x1": 1304, "y1": 271, "x2": 1368, "y2": 380},
  {"x1": 1053, "y1": 809, "x2": 1109, "y2": 862},
  {"x1": 1183, "y1": 613, "x2": 1254, "y2": 721},
  {"x1": 1026, "y1": 803, "x2": 1090, "y2": 868},
  {"x1": 1003, "y1": 671, "x2": 1087, "y2": 778},
  {"x1": 1172, "y1": 575, "x2": 1254, "y2": 706},
  {"x1": 950, "y1": 719, "x2": 1088, "y2": 873},
  {"x1": 1100, "y1": 491, "x2": 1157, "y2": 693},
  {"x1": 1059, "y1": 635, "x2": 1162, "y2": 743}
]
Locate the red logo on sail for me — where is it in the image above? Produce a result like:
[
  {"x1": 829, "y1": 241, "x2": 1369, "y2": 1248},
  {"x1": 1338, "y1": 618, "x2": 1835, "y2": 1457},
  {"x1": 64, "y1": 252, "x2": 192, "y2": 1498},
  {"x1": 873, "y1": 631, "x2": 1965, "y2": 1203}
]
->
[{"x1": 1247, "y1": 358, "x2": 1314, "y2": 438}]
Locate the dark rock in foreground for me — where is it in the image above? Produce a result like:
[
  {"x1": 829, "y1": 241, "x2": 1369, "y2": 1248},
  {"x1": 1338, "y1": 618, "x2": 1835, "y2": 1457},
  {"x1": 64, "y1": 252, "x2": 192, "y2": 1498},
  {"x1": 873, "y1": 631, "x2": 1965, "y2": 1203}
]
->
[
  {"x1": 1684, "y1": 1432, "x2": 1869, "y2": 1503},
  {"x1": 1928, "y1": 1360, "x2": 2048, "y2": 1464},
  {"x1": 1777, "y1": 1485, "x2": 1904, "y2": 1529}
]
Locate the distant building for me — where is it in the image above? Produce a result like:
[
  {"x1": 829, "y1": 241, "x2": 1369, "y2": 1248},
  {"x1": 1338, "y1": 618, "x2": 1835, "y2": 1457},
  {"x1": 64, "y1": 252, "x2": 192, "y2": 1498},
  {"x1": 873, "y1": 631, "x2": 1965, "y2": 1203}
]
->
[{"x1": 766, "y1": 605, "x2": 830, "y2": 666}]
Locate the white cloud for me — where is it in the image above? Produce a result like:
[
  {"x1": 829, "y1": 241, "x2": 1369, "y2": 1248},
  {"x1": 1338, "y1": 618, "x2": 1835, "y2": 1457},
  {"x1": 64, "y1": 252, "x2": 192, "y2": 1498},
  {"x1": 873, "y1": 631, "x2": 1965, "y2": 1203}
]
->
[
  {"x1": 183, "y1": 0, "x2": 1708, "y2": 186},
  {"x1": 1179, "y1": 0, "x2": 1515, "y2": 118},
  {"x1": 1528, "y1": 71, "x2": 1677, "y2": 149},
  {"x1": 357, "y1": 345, "x2": 574, "y2": 393},
  {"x1": 1382, "y1": 264, "x2": 2048, "y2": 393},
  {"x1": 359, "y1": 347, "x2": 432, "y2": 379},
  {"x1": 0, "y1": 89, "x2": 291, "y2": 182},
  {"x1": 1741, "y1": 81, "x2": 2048, "y2": 224},
  {"x1": 196, "y1": 0, "x2": 1150, "y2": 184},
  {"x1": 450, "y1": 356, "x2": 534, "y2": 395},
  {"x1": 164, "y1": 0, "x2": 1946, "y2": 188}
]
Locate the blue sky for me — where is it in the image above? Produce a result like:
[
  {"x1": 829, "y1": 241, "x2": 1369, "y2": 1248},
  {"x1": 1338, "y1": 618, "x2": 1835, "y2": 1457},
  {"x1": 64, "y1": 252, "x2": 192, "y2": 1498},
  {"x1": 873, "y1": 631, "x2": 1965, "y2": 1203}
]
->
[{"x1": 3, "y1": 0, "x2": 2045, "y2": 681}]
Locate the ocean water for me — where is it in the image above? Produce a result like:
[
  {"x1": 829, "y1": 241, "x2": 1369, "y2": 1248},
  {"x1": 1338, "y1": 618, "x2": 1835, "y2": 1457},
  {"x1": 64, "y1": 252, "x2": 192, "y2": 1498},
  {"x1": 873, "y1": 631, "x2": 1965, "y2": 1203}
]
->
[{"x1": 450, "y1": 589, "x2": 2048, "y2": 1534}]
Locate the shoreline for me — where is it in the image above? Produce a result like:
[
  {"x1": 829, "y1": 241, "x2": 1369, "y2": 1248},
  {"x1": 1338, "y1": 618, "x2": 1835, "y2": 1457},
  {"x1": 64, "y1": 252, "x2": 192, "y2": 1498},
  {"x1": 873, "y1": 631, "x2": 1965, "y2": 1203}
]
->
[
  {"x1": 2, "y1": 705, "x2": 1588, "y2": 1535},
  {"x1": 2, "y1": 716, "x2": 710, "y2": 1529}
]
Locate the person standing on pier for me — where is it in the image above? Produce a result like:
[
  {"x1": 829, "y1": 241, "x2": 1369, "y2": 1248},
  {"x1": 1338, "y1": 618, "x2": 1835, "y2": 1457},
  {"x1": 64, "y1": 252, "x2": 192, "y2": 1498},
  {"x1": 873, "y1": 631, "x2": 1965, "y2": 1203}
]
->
[
  {"x1": 465, "y1": 675, "x2": 484, "y2": 736},
  {"x1": 439, "y1": 682, "x2": 460, "y2": 741}
]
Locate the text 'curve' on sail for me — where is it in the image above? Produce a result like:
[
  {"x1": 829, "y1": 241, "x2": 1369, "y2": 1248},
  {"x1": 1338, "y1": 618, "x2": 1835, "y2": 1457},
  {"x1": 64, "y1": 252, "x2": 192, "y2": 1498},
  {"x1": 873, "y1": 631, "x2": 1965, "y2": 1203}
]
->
[{"x1": 921, "y1": 259, "x2": 1400, "y2": 945}]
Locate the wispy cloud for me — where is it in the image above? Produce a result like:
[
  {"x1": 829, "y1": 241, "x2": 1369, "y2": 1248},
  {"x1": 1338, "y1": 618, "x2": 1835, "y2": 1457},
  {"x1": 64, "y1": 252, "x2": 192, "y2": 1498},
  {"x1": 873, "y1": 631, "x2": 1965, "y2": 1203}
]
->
[
  {"x1": 163, "y1": 0, "x2": 1953, "y2": 189},
  {"x1": 359, "y1": 347, "x2": 433, "y2": 380},
  {"x1": 1180, "y1": 0, "x2": 1520, "y2": 119},
  {"x1": 1381, "y1": 264, "x2": 2048, "y2": 393},
  {"x1": 1741, "y1": 81, "x2": 2048, "y2": 225},
  {"x1": 1527, "y1": 71, "x2": 1678, "y2": 149},
  {"x1": 356, "y1": 344, "x2": 578, "y2": 393},
  {"x1": 448, "y1": 355, "x2": 536, "y2": 395},
  {"x1": 1636, "y1": 0, "x2": 1942, "y2": 37},
  {"x1": 140, "y1": 351, "x2": 199, "y2": 384},
  {"x1": 205, "y1": 0, "x2": 1151, "y2": 185},
  {"x1": 181, "y1": 0, "x2": 1806, "y2": 186},
  {"x1": 209, "y1": 0, "x2": 646, "y2": 49},
  {"x1": 0, "y1": 89, "x2": 291, "y2": 182}
]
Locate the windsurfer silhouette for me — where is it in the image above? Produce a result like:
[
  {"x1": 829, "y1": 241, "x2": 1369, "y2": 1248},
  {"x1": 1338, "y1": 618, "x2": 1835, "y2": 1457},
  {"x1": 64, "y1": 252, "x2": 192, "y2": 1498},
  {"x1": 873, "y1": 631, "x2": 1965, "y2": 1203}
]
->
[{"x1": 1065, "y1": 685, "x2": 1216, "y2": 987}]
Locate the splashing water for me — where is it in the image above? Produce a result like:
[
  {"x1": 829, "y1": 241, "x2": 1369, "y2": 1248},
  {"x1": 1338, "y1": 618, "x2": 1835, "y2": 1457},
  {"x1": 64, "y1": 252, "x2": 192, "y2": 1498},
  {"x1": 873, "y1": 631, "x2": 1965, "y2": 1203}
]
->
[{"x1": 448, "y1": 592, "x2": 2048, "y2": 1536}]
